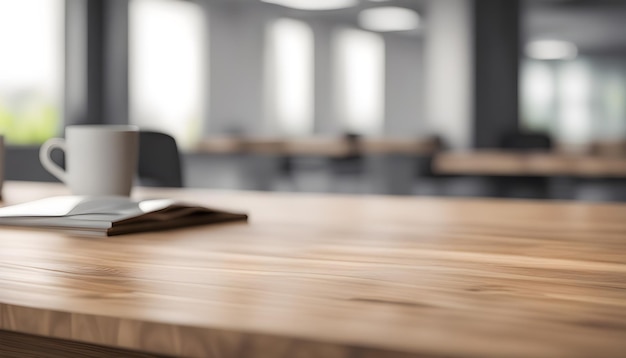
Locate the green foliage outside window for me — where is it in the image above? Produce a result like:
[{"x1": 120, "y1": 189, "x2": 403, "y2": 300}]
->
[{"x1": 0, "y1": 101, "x2": 60, "y2": 145}]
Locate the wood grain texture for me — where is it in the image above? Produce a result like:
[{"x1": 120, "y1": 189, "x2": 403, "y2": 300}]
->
[
  {"x1": 1, "y1": 181, "x2": 626, "y2": 357},
  {"x1": 434, "y1": 151, "x2": 626, "y2": 177}
]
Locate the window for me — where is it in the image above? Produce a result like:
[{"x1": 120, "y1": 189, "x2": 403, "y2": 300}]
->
[
  {"x1": 521, "y1": 61, "x2": 556, "y2": 132},
  {"x1": 130, "y1": 0, "x2": 207, "y2": 150},
  {"x1": 521, "y1": 0, "x2": 626, "y2": 148},
  {"x1": 599, "y1": 63, "x2": 626, "y2": 140},
  {"x1": 0, "y1": 0, "x2": 64, "y2": 144},
  {"x1": 521, "y1": 58, "x2": 626, "y2": 148},
  {"x1": 334, "y1": 28, "x2": 385, "y2": 135},
  {"x1": 557, "y1": 60, "x2": 592, "y2": 146},
  {"x1": 265, "y1": 18, "x2": 314, "y2": 136}
]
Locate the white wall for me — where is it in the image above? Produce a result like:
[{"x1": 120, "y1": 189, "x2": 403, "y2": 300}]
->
[
  {"x1": 311, "y1": 21, "x2": 338, "y2": 135},
  {"x1": 384, "y1": 34, "x2": 424, "y2": 137},
  {"x1": 206, "y1": 3, "x2": 272, "y2": 135}
]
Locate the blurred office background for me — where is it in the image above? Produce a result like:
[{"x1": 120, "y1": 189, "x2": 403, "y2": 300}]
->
[{"x1": 1, "y1": 0, "x2": 625, "y2": 200}]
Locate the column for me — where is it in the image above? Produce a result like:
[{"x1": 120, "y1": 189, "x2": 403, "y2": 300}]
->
[
  {"x1": 423, "y1": 0, "x2": 473, "y2": 149},
  {"x1": 473, "y1": 0, "x2": 521, "y2": 148},
  {"x1": 65, "y1": 0, "x2": 129, "y2": 126}
]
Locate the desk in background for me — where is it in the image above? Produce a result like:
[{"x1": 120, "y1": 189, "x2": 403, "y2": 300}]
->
[
  {"x1": 194, "y1": 137, "x2": 437, "y2": 157},
  {"x1": 432, "y1": 151, "x2": 626, "y2": 200},
  {"x1": 1, "y1": 181, "x2": 626, "y2": 357},
  {"x1": 434, "y1": 151, "x2": 626, "y2": 177}
]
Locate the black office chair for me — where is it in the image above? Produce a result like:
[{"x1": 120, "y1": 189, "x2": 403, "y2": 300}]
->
[
  {"x1": 500, "y1": 131, "x2": 553, "y2": 151},
  {"x1": 329, "y1": 133, "x2": 364, "y2": 175},
  {"x1": 418, "y1": 135, "x2": 447, "y2": 178},
  {"x1": 414, "y1": 135, "x2": 459, "y2": 197},
  {"x1": 138, "y1": 131, "x2": 184, "y2": 188},
  {"x1": 498, "y1": 131, "x2": 553, "y2": 199},
  {"x1": 327, "y1": 133, "x2": 366, "y2": 193}
]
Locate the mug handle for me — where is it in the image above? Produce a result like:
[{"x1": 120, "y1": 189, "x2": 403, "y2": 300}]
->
[{"x1": 39, "y1": 138, "x2": 68, "y2": 183}]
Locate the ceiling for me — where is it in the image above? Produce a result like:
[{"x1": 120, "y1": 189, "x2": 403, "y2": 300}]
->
[
  {"x1": 525, "y1": 0, "x2": 626, "y2": 55},
  {"x1": 206, "y1": 0, "x2": 427, "y2": 31},
  {"x1": 204, "y1": 0, "x2": 626, "y2": 55}
]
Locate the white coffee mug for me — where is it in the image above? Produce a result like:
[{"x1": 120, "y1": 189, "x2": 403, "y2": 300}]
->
[{"x1": 40, "y1": 125, "x2": 139, "y2": 196}]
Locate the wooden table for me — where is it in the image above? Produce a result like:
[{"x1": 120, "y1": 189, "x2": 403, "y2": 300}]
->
[
  {"x1": 2, "y1": 181, "x2": 626, "y2": 357},
  {"x1": 434, "y1": 151, "x2": 626, "y2": 177}
]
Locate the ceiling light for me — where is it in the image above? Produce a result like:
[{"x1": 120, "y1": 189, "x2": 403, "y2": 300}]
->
[
  {"x1": 358, "y1": 7, "x2": 420, "y2": 32},
  {"x1": 525, "y1": 40, "x2": 578, "y2": 60},
  {"x1": 261, "y1": 0, "x2": 358, "y2": 11}
]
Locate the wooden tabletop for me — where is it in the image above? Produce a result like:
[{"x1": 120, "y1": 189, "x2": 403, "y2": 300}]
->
[
  {"x1": 1, "y1": 182, "x2": 626, "y2": 357},
  {"x1": 434, "y1": 150, "x2": 626, "y2": 177}
]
